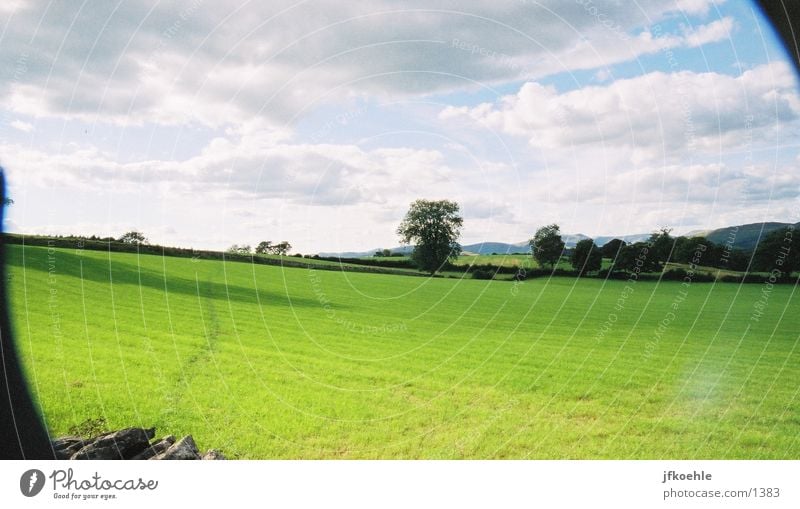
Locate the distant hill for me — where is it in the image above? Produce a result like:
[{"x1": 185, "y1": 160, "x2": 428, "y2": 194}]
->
[
  {"x1": 318, "y1": 221, "x2": 798, "y2": 258},
  {"x1": 700, "y1": 222, "x2": 800, "y2": 253},
  {"x1": 593, "y1": 233, "x2": 652, "y2": 247},
  {"x1": 320, "y1": 234, "x2": 643, "y2": 257}
]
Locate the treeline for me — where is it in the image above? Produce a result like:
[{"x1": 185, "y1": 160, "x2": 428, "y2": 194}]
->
[
  {"x1": 312, "y1": 255, "x2": 417, "y2": 270},
  {"x1": 536, "y1": 225, "x2": 798, "y2": 283},
  {"x1": 594, "y1": 227, "x2": 796, "y2": 277},
  {"x1": 3, "y1": 232, "x2": 284, "y2": 263},
  {"x1": 372, "y1": 249, "x2": 406, "y2": 258},
  {"x1": 2, "y1": 233, "x2": 432, "y2": 278}
]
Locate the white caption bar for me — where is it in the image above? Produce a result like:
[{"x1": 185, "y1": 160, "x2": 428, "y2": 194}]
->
[{"x1": 1, "y1": 460, "x2": 798, "y2": 508}]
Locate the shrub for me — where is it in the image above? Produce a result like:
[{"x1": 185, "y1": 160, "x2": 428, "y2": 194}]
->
[
  {"x1": 472, "y1": 269, "x2": 494, "y2": 280},
  {"x1": 662, "y1": 268, "x2": 688, "y2": 281}
]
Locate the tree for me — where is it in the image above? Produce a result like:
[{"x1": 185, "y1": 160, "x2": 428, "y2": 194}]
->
[
  {"x1": 753, "y1": 227, "x2": 798, "y2": 278},
  {"x1": 726, "y1": 249, "x2": 750, "y2": 272},
  {"x1": 674, "y1": 236, "x2": 714, "y2": 265},
  {"x1": 571, "y1": 239, "x2": 602, "y2": 275},
  {"x1": 118, "y1": 230, "x2": 148, "y2": 245},
  {"x1": 647, "y1": 227, "x2": 674, "y2": 267},
  {"x1": 227, "y1": 244, "x2": 252, "y2": 255},
  {"x1": 616, "y1": 242, "x2": 660, "y2": 274},
  {"x1": 601, "y1": 238, "x2": 626, "y2": 261},
  {"x1": 255, "y1": 241, "x2": 273, "y2": 254},
  {"x1": 529, "y1": 224, "x2": 565, "y2": 268},
  {"x1": 273, "y1": 241, "x2": 292, "y2": 256},
  {"x1": 397, "y1": 199, "x2": 463, "y2": 275}
]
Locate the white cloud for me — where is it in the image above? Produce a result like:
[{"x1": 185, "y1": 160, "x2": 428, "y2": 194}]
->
[
  {"x1": 682, "y1": 16, "x2": 734, "y2": 46},
  {"x1": 440, "y1": 62, "x2": 800, "y2": 164},
  {"x1": 0, "y1": 128, "x2": 461, "y2": 209},
  {"x1": 0, "y1": 0, "x2": 730, "y2": 127},
  {"x1": 10, "y1": 120, "x2": 33, "y2": 132}
]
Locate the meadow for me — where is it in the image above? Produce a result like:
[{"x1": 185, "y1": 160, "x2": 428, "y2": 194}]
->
[{"x1": 8, "y1": 244, "x2": 799, "y2": 458}]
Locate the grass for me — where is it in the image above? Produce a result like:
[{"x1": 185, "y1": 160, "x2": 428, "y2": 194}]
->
[
  {"x1": 454, "y1": 254, "x2": 538, "y2": 268},
  {"x1": 662, "y1": 261, "x2": 752, "y2": 280},
  {"x1": 368, "y1": 253, "x2": 580, "y2": 272},
  {"x1": 370, "y1": 253, "x2": 551, "y2": 269},
  {"x1": 8, "y1": 244, "x2": 800, "y2": 459}
]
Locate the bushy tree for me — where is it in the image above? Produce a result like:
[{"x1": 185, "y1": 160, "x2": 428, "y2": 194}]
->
[
  {"x1": 616, "y1": 242, "x2": 660, "y2": 274},
  {"x1": 255, "y1": 240, "x2": 291, "y2": 255},
  {"x1": 753, "y1": 227, "x2": 798, "y2": 278},
  {"x1": 674, "y1": 236, "x2": 715, "y2": 265},
  {"x1": 397, "y1": 199, "x2": 463, "y2": 275},
  {"x1": 601, "y1": 238, "x2": 626, "y2": 261},
  {"x1": 255, "y1": 241, "x2": 273, "y2": 254},
  {"x1": 571, "y1": 239, "x2": 602, "y2": 275},
  {"x1": 118, "y1": 230, "x2": 148, "y2": 245},
  {"x1": 725, "y1": 249, "x2": 750, "y2": 272},
  {"x1": 529, "y1": 224, "x2": 565, "y2": 268},
  {"x1": 227, "y1": 244, "x2": 252, "y2": 255},
  {"x1": 647, "y1": 227, "x2": 674, "y2": 267},
  {"x1": 273, "y1": 241, "x2": 292, "y2": 255}
]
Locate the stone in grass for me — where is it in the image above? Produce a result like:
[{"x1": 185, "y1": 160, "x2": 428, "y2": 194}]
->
[
  {"x1": 130, "y1": 435, "x2": 176, "y2": 460},
  {"x1": 52, "y1": 436, "x2": 84, "y2": 450},
  {"x1": 201, "y1": 449, "x2": 225, "y2": 460},
  {"x1": 151, "y1": 435, "x2": 201, "y2": 460},
  {"x1": 52, "y1": 436, "x2": 88, "y2": 460},
  {"x1": 71, "y1": 427, "x2": 156, "y2": 460}
]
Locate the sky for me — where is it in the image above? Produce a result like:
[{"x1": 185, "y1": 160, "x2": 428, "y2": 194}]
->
[{"x1": 1, "y1": 0, "x2": 799, "y2": 254}]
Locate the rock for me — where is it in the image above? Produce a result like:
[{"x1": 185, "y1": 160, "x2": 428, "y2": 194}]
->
[
  {"x1": 52, "y1": 436, "x2": 88, "y2": 460},
  {"x1": 71, "y1": 427, "x2": 155, "y2": 460},
  {"x1": 130, "y1": 435, "x2": 175, "y2": 460},
  {"x1": 52, "y1": 435, "x2": 84, "y2": 450},
  {"x1": 151, "y1": 435, "x2": 200, "y2": 460},
  {"x1": 53, "y1": 427, "x2": 220, "y2": 460},
  {"x1": 201, "y1": 449, "x2": 225, "y2": 460}
]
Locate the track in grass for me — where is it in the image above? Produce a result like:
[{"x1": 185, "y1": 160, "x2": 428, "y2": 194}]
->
[{"x1": 9, "y1": 245, "x2": 799, "y2": 458}]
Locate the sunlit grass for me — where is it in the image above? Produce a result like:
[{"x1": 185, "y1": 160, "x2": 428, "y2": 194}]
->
[{"x1": 9, "y1": 245, "x2": 799, "y2": 458}]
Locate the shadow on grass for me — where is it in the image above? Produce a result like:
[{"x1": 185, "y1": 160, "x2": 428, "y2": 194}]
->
[{"x1": 7, "y1": 245, "x2": 329, "y2": 309}]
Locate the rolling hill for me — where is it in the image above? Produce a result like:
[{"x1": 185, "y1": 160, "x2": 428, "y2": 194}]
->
[{"x1": 698, "y1": 221, "x2": 800, "y2": 253}]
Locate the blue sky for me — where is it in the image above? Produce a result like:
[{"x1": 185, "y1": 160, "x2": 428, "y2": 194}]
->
[{"x1": 1, "y1": 0, "x2": 799, "y2": 253}]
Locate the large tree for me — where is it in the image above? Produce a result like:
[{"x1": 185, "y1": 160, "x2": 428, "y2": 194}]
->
[
  {"x1": 529, "y1": 224, "x2": 565, "y2": 268},
  {"x1": 674, "y1": 236, "x2": 715, "y2": 266},
  {"x1": 118, "y1": 230, "x2": 148, "y2": 245},
  {"x1": 571, "y1": 239, "x2": 602, "y2": 275},
  {"x1": 397, "y1": 199, "x2": 463, "y2": 275},
  {"x1": 647, "y1": 227, "x2": 674, "y2": 267},
  {"x1": 227, "y1": 244, "x2": 252, "y2": 255},
  {"x1": 255, "y1": 240, "x2": 291, "y2": 255},
  {"x1": 601, "y1": 238, "x2": 626, "y2": 261},
  {"x1": 616, "y1": 242, "x2": 660, "y2": 274},
  {"x1": 273, "y1": 241, "x2": 292, "y2": 255},
  {"x1": 753, "y1": 227, "x2": 798, "y2": 278},
  {"x1": 255, "y1": 241, "x2": 273, "y2": 254}
]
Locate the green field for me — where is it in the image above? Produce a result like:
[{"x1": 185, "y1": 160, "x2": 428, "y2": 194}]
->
[
  {"x1": 454, "y1": 253, "x2": 540, "y2": 268},
  {"x1": 370, "y1": 253, "x2": 547, "y2": 269},
  {"x1": 8, "y1": 244, "x2": 800, "y2": 458},
  {"x1": 369, "y1": 253, "x2": 609, "y2": 272}
]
